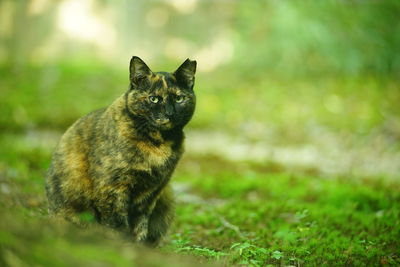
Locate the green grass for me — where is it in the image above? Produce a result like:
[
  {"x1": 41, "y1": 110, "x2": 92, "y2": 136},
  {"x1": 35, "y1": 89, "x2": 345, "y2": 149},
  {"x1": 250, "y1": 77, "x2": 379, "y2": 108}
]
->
[
  {"x1": 169, "y1": 157, "x2": 400, "y2": 266},
  {"x1": 0, "y1": 63, "x2": 399, "y2": 266}
]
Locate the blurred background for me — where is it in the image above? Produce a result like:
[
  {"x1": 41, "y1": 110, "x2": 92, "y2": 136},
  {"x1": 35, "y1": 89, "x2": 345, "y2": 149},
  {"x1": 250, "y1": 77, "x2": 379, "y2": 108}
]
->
[
  {"x1": 1, "y1": 0, "x2": 399, "y2": 176},
  {"x1": 1, "y1": 0, "x2": 400, "y2": 265}
]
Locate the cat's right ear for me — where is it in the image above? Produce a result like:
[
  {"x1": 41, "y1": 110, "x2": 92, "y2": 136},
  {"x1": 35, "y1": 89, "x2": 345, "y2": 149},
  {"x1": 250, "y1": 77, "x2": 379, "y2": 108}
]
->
[{"x1": 129, "y1": 56, "x2": 153, "y2": 89}]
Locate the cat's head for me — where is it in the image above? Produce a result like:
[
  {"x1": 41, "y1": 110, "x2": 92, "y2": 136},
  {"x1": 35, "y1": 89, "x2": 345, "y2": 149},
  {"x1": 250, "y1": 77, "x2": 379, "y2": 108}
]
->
[{"x1": 125, "y1": 56, "x2": 196, "y2": 131}]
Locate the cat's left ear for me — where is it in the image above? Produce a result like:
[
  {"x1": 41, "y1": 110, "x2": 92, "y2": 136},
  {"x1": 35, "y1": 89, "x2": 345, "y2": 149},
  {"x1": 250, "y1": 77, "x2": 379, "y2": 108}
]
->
[{"x1": 174, "y1": 59, "x2": 197, "y2": 90}]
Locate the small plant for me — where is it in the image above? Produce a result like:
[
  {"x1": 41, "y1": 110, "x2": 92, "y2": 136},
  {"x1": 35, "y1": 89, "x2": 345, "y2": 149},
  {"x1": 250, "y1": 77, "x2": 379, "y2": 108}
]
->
[
  {"x1": 168, "y1": 234, "x2": 227, "y2": 261},
  {"x1": 177, "y1": 245, "x2": 227, "y2": 260},
  {"x1": 230, "y1": 242, "x2": 270, "y2": 266},
  {"x1": 271, "y1": 250, "x2": 283, "y2": 260}
]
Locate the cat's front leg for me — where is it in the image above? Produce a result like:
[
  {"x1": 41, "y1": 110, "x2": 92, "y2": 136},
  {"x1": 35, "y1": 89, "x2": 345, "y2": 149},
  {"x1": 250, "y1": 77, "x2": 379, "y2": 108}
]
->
[
  {"x1": 94, "y1": 184, "x2": 132, "y2": 231},
  {"x1": 145, "y1": 186, "x2": 175, "y2": 246},
  {"x1": 128, "y1": 194, "x2": 159, "y2": 242},
  {"x1": 99, "y1": 188, "x2": 150, "y2": 241}
]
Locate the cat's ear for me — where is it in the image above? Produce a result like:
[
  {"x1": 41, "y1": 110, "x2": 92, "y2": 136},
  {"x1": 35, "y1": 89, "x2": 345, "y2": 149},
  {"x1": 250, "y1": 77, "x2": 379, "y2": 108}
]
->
[
  {"x1": 129, "y1": 56, "x2": 153, "y2": 89},
  {"x1": 174, "y1": 58, "x2": 197, "y2": 90}
]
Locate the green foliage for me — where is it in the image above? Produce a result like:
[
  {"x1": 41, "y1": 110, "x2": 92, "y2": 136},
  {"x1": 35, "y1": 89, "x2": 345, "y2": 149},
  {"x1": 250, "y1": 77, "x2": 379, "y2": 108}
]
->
[
  {"x1": 0, "y1": 63, "x2": 125, "y2": 131},
  {"x1": 1, "y1": 64, "x2": 399, "y2": 139},
  {"x1": 233, "y1": 0, "x2": 400, "y2": 77}
]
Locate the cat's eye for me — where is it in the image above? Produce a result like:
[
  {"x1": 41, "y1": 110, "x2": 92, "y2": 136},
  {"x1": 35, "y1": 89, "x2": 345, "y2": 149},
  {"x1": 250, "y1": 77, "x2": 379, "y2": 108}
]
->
[
  {"x1": 149, "y1": 96, "x2": 159, "y2": 103},
  {"x1": 175, "y1": 95, "x2": 184, "y2": 103}
]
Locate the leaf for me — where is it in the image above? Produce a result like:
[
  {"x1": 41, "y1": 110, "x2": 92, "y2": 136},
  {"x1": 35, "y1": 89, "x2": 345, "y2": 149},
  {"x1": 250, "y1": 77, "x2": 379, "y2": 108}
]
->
[{"x1": 272, "y1": 250, "x2": 283, "y2": 260}]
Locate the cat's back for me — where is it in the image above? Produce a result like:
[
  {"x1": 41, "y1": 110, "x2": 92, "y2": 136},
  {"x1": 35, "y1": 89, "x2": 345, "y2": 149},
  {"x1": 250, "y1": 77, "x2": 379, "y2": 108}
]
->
[{"x1": 62, "y1": 108, "x2": 106, "y2": 142}]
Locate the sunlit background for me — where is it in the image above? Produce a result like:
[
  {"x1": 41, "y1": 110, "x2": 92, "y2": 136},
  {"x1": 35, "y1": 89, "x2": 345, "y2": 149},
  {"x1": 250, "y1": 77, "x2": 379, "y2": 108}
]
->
[
  {"x1": 1, "y1": 0, "x2": 400, "y2": 265},
  {"x1": 2, "y1": 0, "x2": 400, "y2": 74}
]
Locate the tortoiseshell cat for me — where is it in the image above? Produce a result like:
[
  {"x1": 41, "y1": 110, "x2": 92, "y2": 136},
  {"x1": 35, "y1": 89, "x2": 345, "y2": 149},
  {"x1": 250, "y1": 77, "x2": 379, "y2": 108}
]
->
[{"x1": 46, "y1": 56, "x2": 196, "y2": 246}]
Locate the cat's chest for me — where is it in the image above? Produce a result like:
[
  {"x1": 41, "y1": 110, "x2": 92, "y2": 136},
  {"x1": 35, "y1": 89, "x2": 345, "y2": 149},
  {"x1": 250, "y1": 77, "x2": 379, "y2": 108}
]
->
[
  {"x1": 97, "y1": 137, "x2": 182, "y2": 186},
  {"x1": 136, "y1": 140, "x2": 174, "y2": 168},
  {"x1": 125, "y1": 139, "x2": 183, "y2": 177},
  {"x1": 121, "y1": 140, "x2": 181, "y2": 192}
]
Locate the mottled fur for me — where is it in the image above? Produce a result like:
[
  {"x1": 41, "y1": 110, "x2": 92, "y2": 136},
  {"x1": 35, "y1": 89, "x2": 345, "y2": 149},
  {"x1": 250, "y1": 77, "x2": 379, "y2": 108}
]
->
[{"x1": 46, "y1": 57, "x2": 196, "y2": 246}]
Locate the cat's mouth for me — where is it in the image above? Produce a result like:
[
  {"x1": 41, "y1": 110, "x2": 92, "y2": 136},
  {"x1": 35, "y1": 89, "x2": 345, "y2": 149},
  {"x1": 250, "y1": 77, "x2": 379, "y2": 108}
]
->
[{"x1": 154, "y1": 118, "x2": 172, "y2": 129}]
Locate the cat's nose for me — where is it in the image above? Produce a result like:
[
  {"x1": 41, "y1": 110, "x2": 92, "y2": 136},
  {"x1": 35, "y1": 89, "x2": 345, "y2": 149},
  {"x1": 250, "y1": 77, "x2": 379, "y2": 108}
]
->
[{"x1": 165, "y1": 104, "x2": 174, "y2": 116}]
